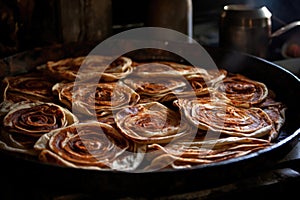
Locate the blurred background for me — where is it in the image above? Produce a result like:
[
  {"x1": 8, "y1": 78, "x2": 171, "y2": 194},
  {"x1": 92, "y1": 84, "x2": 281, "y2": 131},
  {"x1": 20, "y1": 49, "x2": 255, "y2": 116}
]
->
[{"x1": 0, "y1": 0, "x2": 300, "y2": 60}]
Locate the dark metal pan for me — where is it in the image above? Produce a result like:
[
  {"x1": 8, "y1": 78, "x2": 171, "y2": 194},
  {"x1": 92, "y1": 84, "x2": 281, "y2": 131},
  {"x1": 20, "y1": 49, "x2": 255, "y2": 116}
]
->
[{"x1": 0, "y1": 42, "x2": 299, "y2": 199}]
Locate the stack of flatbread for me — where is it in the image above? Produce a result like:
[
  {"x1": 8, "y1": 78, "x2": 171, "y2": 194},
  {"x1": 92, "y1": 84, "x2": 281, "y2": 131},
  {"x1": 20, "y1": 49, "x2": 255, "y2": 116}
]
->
[{"x1": 0, "y1": 55, "x2": 286, "y2": 171}]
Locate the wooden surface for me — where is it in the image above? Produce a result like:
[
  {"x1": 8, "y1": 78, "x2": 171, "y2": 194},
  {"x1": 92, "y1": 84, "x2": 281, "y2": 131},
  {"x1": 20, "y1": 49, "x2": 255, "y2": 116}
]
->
[
  {"x1": 58, "y1": 0, "x2": 112, "y2": 43},
  {"x1": 0, "y1": 0, "x2": 112, "y2": 58}
]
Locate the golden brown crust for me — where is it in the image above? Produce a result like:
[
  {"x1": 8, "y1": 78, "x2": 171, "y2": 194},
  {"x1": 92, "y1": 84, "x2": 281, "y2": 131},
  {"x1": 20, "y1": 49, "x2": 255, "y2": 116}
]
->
[
  {"x1": 175, "y1": 98, "x2": 273, "y2": 138},
  {"x1": 145, "y1": 137, "x2": 271, "y2": 170},
  {"x1": 1, "y1": 72, "x2": 56, "y2": 103},
  {"x1": 34, "y1": 122, "x2": 146, "y2": 171},
  {"x1": 115, "y1": 102, "x2": 195, "y2": 144},
  {"x1": 46, "y1": 55, "x2": 133, "y2": 81},
  {"x1": 0, "y1": 102, "x2": 78, "y2": 155},
  {"x1": 53, "y1": 81, "x2": 140, "y2": 118},
  {"x1": 214, "y1": 74, "x2": 268, "y2": 108}
]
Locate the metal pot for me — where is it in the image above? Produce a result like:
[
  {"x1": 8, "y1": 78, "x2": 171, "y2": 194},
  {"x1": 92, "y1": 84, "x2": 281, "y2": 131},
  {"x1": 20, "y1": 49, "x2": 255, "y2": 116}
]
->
[{"x1": 219, "y1": 4, "x2": 300, "y2": 58}]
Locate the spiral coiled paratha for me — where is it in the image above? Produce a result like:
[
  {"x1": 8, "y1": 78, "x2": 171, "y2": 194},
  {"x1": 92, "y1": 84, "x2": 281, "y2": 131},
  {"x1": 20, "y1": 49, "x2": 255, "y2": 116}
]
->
[
  {"x1": 115, "y1": 102, "x2": 195, "y2": 144},
  {"x1": 46, "y1": 55, "x2": 133, "y2": 81},
  {"x1": 34, "y1": 122, "x2": 146, "y2": 171},
  {"x1": 0, "y1": 102, "x2": 78, "y2": 155},
  {"x1": 53, "y1": 81, "x2": 140, "y2": 118}
]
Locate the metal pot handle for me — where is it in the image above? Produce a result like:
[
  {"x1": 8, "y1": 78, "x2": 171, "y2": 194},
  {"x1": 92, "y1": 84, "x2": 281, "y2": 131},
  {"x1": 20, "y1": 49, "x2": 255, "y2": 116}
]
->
[{"x1": 271, "y1": 21, "x2": 300, "y2": 38}]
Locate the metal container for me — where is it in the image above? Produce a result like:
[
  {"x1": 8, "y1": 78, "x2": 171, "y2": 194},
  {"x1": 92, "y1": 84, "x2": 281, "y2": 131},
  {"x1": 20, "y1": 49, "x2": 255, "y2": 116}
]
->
[{"x1": 219, "y1": 4, "x2": 272, "y2": 58}]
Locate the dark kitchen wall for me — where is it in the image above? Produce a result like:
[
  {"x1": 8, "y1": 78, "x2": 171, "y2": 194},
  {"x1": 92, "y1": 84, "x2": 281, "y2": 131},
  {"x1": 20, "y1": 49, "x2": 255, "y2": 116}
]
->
[
  {"x1": 0, "y1": 0, "x2": 299, "y2": 58},
  {"x1": 0, "y1": 0, "x2": 112, "y2": 58},
  {"x1": 112, "y1": 0, "x2": 300, "y2": 31},
  {"x1": 0, "y1": 0, "x2": 60, "y2": 57},
  {"x1": 0, "y1": 0, "x2": 19, "y2": 57},
  {"x1": 112, "y1": 0, "x2": 147, "y2": 31}
]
